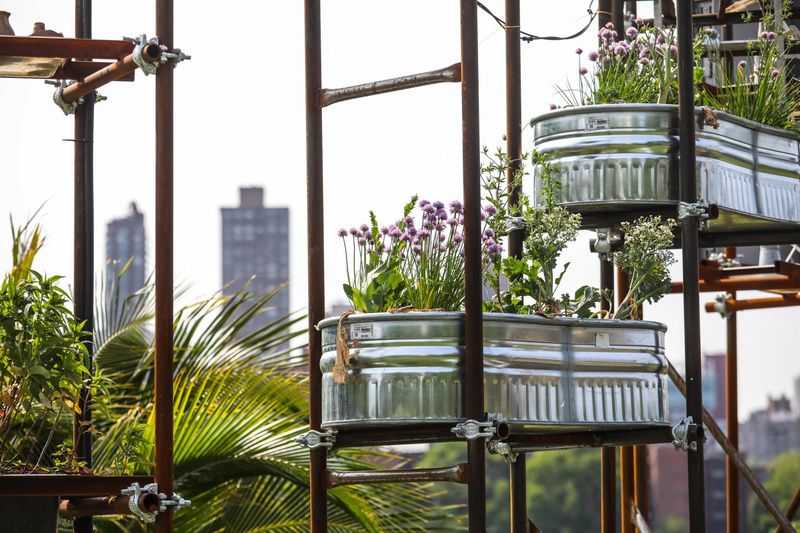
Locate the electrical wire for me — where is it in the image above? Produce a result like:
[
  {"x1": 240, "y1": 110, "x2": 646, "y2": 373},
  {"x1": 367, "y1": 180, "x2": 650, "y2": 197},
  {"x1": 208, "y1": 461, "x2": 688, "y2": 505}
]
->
[{"x1": 476, "y1": 0, "x2": 597, "y2": 42}]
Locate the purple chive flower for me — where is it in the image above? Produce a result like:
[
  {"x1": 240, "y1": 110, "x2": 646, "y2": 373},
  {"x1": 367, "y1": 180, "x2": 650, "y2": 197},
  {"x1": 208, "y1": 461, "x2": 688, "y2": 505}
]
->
[
  {"x1": 412, "y1": 236, "x2": 419, "y2": 245},
  {"x1": 605, "y1": 22, "x2": 614, "y2": 30},
  {"x1": 575, "y1": 47, "x2": 583, "y2": 55},
  {"x1": 458, "y1": 249, "x2": 465, "y2": 257},
  {"x1": 349, "y1": 227, "x2": 358, "y2": 236},
  {"x1": 640, "y1": 57, "x2": 650, "y2": 66},
  {"x1": 390, "y1": 227, "x2": 402, "y2": 238},
  {"x1": 407, "y1": 226, "x2": 417, "y2": 236},
  {"x1": 483, "y1": 204, "x2": 497, "y2": 215},
  {"x1": 399, "y1": 233, "x2": 410, "y2": 242},
  {"x1": 418, "y1": 229, "x2": 431, "y2": 239},
  {"x1": 759, "y1": 31, "x2": 768, "y2": 40},
  {"x1": 412, "y1": 245, "x2": 421, "y2": 255},
  {"x1": 484, "y1": 238, "x2": 495, "y2": 248},
  {"x1": 669, "y1": 45, "x2": 678, "y2": 55},
  {"x1": 588, "y1": 50, "x2": 599, "y2": 62},
  {"x1": 423, "y1": 203, "x2": 436, "y2": 214},
  {"x1": 772, "y1": 68, "x2": 781, "y2": 78},
  {"x1": 634, "y1": 17, "x2": 644, "y2": 26},
  {"x1": 610, "y1": 30, "x2": 618, "y2": 40},
  {"x1": 484, "y1": 228, "x2": 495, "y2": 238},
  {"x1": 549, "y1": 103, "x2": 558, "y2": 110},
  {"x1": 767, "y1": 31, "x2": 776, "y2": 40},
  {"x1": 656, "y1": 34, "x2": 666, "y2": 45},
  {"x1": 438, "y1": 244, "x2": 447, "y2": 252},
  {"x1": 357, "y1": 237, "x2": 366, "y2": 246},
  {"x1": 488, "y1": 243, "x2": 503, "y2": 255},
  {"x1": 439, "y1": 233, "x2": 446, "y2": 242},
  {"x1": 614, "y1": 43, "x2": 628, "y2": 55},
  {"x1": 447, "y1": 217, "x2": 458, "y2": 226},
  {"x1": 404, "y1": 215, "x2": 415, "y2": 225},
  {"x1": 337, "y1": 228, "x2": 347, "y2": 237},
  {"x1": 738, "y1": 60, "x2": 747, "y2": 70},
  {"x1": 449, "y1": 200, "x2": 463, "y2": 214},
  {"x1": 379, "y1": 226, "x2": 389, "y2": 235},
  {"x1": 626, "y1": 27, "x2": 638, "y2": 38},
  {"x1": 480, "y1": 212, "x2": 486, "y2": 221},
  {"x1": 359, "y1": 223, "x2": 369, "y2": 232},
  {"x1": 453, "y1": 233, "x2": 464, "y2": 243},
  {"x1": 418, "y1": 199, "x2": 430, "y2": 208},
  {"x1": 432, "y1": 201, "x2": 444, "y2": 209},
  {"x1": 598, "y1": 28, "x2": 609, "y2": 39},
  {"x1": 437, "y1": 209, "x2": 448, "y2": 220},
  {"x1": 579, "y1": 66, "x2": 589, "y2": 75}
]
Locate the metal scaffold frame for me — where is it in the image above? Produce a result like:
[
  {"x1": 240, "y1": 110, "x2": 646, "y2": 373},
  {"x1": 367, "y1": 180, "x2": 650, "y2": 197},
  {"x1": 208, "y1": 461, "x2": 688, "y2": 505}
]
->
[
  {"x1": 304, "y1": 1, "x2": 800, "y2": 532},
  {"x1": 0, "y1": 0, "x2": 184, "y2": 531}
]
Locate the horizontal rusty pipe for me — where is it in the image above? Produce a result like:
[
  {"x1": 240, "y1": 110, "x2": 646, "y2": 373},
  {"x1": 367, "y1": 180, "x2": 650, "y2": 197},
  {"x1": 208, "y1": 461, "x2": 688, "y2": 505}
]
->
[
  {"x1": 671, "y1": 275, "x2": 800, "y2": 294},
  {"x1": 0, "y1": 36, "x2": 133, "y2": 59},
  {"x1": 327, "y1": 464, "x2": 467, "y2": 488},
  {"x1": 705, "y1": 294, "x2": 800, "y2": 314},
  {"x1": 321, "y1": 63, "x2": 461, "y2": 107},
  {"x1": 667, "y1": 362, "x2": 796, "y2": 532},
  {"x1": 59, "y1": 493, "x2": 160, "y2": 519},
  {"x1": 61, "y1": 43, "x2": 160, "y2": 104}
]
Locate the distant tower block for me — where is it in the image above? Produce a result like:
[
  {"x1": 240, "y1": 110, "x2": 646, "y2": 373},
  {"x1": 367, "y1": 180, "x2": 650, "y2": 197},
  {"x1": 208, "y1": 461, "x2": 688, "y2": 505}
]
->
[{"x1": 106, "y1": 202, "x2": 146, "y2": 301}]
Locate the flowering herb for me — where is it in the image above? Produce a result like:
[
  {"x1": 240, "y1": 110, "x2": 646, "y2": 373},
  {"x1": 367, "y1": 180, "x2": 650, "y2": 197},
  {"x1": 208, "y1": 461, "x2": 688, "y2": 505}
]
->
[{"x1": 612, "y1": 216, "x2": 677, "y2": 320}]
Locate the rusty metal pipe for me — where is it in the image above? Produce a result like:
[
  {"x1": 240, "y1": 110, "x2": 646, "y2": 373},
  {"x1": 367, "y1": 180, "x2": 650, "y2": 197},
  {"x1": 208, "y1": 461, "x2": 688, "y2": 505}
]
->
[
  {"x1": 667, "y1": 362, "x2": 796, "y2": 532},
  {"x1": 59, "y1": 494, "x2": 160, "y2": 519},
  {"x1": 634, "y1": 445, "x2": 650, "y2": 524},
  {"x1": 320, "y1": 63, "x2": 461, "y2": 107},
  {"x1": 779, "y1": 485, "x2": 800, "y2": 532},
  {"x1": 725, "y1": 250, "x2": 741, "y2": 533},
  {"x1": 705, "y1": 294, "x2": 800, "y2": 313},
  {"x1": 671, "y1": 275, "x2": 799, "y2": 293},
  {"x1": 620, "y1": 446, "x2": 635, "y2": 533},
  {"x1": 61, "y1": 45, "x2": 160, "y2": 104},
  {"x1": 327, "y1": 464, "x2": 467, "y2": 488},
  {"x1": 0, "y1": 36, "x2": 133, "y2": 59},
  {"x1": 505, "y1": 0, "x2": 523, "y2": 261},
  {"x1": 599, "y1": 257, "x2": 616, "y2": 533}
]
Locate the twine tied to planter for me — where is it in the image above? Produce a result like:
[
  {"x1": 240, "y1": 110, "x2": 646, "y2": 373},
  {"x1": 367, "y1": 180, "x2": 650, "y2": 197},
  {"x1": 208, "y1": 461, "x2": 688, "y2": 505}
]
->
[{"x1": 332, "y1": 309, "x2": 356, "y2": 384}]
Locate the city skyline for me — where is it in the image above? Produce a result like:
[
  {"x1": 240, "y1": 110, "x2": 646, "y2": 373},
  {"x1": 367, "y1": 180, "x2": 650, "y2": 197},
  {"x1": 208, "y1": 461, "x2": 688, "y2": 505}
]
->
[{"x1": 105, "y1": 202, "x2": 146, "y2": 301}]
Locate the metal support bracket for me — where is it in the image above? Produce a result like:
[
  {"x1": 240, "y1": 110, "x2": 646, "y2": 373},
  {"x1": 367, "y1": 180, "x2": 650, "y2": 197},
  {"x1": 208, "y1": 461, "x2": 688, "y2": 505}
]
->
[
  {"x1": 592, "y1": 228, "x2": 623, "y2": 259},
  {"x1": 486, "y1": 440, "x2": 518, "y2": 463},
  {"x1": 125, "y1": 34, "x2": 191, "y2": 75},
  {"x1": 451, "y1": 419, "x2": 496, "y2": 441},
  {"x1": 678, "y1": 201, "x2": 719, "y2": 230},
  {"x1": 711, "y1": 294, "x2": 731, "y2": 318},
  {"x1": 295, "y1": 429, "x2": 336, "y2": 450},
  {"x1": 672, "y1": 416, "x2": 707, "y2": 452},
  {"x1": 121, "y1": 482, "x2": 191, "y2": 523},
  {"x1": 50, "y1": 80, "x2": 81, "y2": 115}
]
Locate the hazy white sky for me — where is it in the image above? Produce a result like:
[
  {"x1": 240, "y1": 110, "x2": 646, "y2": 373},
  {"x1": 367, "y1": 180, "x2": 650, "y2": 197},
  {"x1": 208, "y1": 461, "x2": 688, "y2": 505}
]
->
[{"x1": 1, "y1": 0, "x2": 798, "y2": 420}]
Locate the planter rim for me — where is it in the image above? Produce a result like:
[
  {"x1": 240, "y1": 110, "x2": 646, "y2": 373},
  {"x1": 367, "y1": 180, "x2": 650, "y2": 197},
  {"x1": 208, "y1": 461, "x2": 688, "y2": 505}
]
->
[
  {"x1": 529, "y1": 103, "x2": 800, "y2": 142},
  {"x1": 318, "y1": 311, "x2": 667, "y2": 332}
]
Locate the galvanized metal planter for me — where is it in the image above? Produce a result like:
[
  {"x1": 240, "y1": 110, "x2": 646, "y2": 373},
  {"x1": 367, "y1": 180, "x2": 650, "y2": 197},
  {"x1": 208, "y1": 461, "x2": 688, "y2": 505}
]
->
[
  {"x1": 319, "y1": 312, "x2": 669, "y2": 432},
  {"x1": 531, "y1": 104, "x2": 800, "y2": 231}
]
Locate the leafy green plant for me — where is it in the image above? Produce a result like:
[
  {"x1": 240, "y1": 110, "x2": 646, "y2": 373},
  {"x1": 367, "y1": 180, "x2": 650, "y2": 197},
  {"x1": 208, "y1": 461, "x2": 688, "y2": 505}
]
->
[
  {"x1": 0, "y1": 217, "x2": 104, "y2": 473},
  {"x1": 612, "y1": 216, "x2": 677, "y2": 320}
]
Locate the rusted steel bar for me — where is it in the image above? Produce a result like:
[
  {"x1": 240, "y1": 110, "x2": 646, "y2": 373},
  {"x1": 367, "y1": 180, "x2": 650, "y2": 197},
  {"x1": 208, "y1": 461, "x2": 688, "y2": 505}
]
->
[
  {"x1": 0, "y1": 36, "x2": 133, "y2": 59},
  {"x1": 725, "y1": 249, "x2": 740, "y2": 533},
  {"x1": 56, "y1": 60, "x2": 136, "y2": 81},
  {"x1": 599, "y1": 257, "x2": 616, "y2": 533},
  {"x1": 612, "y1": 0, "x2": 624, "y2": 31},
  {"x1": 634, "y1": 445, "x2": 650, "y2": 525},
  {"x1": 667, "y1": 363, "x2": 796, "y2": 532},
  {"x1": 671, "y1": 274, "x2": 800, "y2": 293},
  {"x1": 73, "y1": 4, "x2": 93, "y2": 531},
  {"x1": 506, "y1": 427, "x2": 673, "y2": 451},
  {"x1": 61, "y1": 45, "x2": 160, "y2": 104},
  {"x1": 327, "y1": 464, "x2": 467, "y2": 488},
  {"x1": 505, "y1": 0, "x2": 522, "y2": 260},
  {"x1": 510, "y1": 455, "x2": 527, "y2": 533},
  {"x1": 154, "y1": 0, "x2": 174, "y2": 530},
  {"x1": 60, "y1": 493, "x2": 160, "y2": 519},
  {"x1": 633, "y1": 504, "x2": 653, "y2": 533},
  {"x1": 0, "y1": 475, "x2": 153, "y2": 497},
  {"x1": 781, "y1": 485, "x2": 800, "y2": 530},
  {"x1": 304, "y1": 0, "x2": 326, "y2": 531},
  {"x1": 332, "y1": 423, "x2": 459, "y2": 448},
  {"x1": 460, "y1": 1, "x2": 486, "y2": 531},
  {"x1": 705, "y1": 294, "x2": 800, "y2": 313},
  {"x1": 320, "y1": 63, "x2": 460, "y2": 107},
  {"x1": 620, "y1": 447, "x2": 635, "y2": 533},
  {"x1": 676, "y1": 0, "x2": 706, "y2": 529}
]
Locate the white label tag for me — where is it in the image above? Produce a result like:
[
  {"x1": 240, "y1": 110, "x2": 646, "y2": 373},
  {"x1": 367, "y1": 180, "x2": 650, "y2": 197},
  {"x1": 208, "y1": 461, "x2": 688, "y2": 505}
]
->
[
  {"x1": 595, "y1": 332, "x2": 610, "y2": 348},
  {"x1": 350, "y1": 323, "x2": 374, "y2": 340},
  {"x1": 585, "y1": 114, "x2": 609, "y2": 130}
]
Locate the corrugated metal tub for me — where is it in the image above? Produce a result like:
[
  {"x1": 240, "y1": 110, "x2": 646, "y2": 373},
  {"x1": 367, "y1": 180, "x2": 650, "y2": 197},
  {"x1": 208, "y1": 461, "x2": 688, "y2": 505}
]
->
[
  {"x1": 319, "y1": 313, "x2": 669, "y2": 432},
  {"x1": 531, "y1": 104, "x2": 800, "y2": 231}
]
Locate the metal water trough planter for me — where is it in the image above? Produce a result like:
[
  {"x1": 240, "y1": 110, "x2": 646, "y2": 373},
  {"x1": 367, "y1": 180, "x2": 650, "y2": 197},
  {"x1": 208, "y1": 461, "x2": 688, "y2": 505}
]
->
[
  {"x1": 319, "y1": 312, "x2": 669, "y2": 432},
  {"x1": 531, "y1": 104, "x2": 800, "y2": 231}
]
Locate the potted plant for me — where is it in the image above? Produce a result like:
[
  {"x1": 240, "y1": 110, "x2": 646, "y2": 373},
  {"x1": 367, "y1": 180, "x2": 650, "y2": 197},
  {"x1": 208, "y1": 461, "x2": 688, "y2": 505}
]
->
[
  {"x1": 0, "y1": 219, "x2": 101, "y2": 532},
  {"x1": 318, "y1": 151, "x2": 674, "y2": 434},
  {"x1": 535, "y1": 2, "x2": 800, "y2": 231}
]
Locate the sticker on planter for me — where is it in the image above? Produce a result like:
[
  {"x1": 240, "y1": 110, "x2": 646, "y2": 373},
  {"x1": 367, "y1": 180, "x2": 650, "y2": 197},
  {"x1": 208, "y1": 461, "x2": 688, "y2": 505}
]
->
[
  {"x1": 595, "y1": 332, "x2": 610, "y2": 348},
  {"x1": 350, "y1": 323, "x2": 374, "y2": 340},
  {"x1": 585, "y1": 114, "x2": 609, "y2": 130}
]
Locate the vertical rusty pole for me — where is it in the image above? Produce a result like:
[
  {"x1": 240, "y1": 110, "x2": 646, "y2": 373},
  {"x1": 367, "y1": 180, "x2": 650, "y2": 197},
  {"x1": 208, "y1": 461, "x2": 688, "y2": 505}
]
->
[
  {"x1": 73, "y1": 2, "x2": 93, "y2": 533},
  {"x1": 305, "y1": 0, "x2": 327, "y2": 530},
  {"x1": 461, "y1": 1, "x2": 485, "y2": 531},
  {"x1": 633, "y1": 304, "x2": 650, "y2": 524},
  {"x1": 600, "y1": 257, "x2": 616, "y2": 533},
  {"x1": 154, "y1": 0, "x2": 174, "y2": 530},
  {"x1": 724, "y1": 246, "x2": 739, "y2": 533},
  {"x1": 505, "y1": 1, "x2": 526, "y2": 529},
  {"x1": 612, "y1": 0, "x2": 625, "y2": 31},
  {"x1": 617, "y1": 268, "x2": 635, "y2": 533},
  {"x1": 598, "y1": 0, "x2": 612, "y2": 28},
  {"x1": 676, "y1": 1, "x2": 707, "y2": 531}
]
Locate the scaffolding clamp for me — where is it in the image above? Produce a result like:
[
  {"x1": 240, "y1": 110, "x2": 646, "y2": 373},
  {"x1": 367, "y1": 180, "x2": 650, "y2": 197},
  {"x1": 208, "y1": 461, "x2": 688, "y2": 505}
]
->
[
  {"x1": 711, "y1": 294, "x2": 731, "y2": 318},
  {"x1": 487, "y1": 440, "x2": 518, "y2": 463},
  {"x1": 125, "y1": 34, "x2": 191, "y2": 75},
  {"x1": 672, "y1": 416, "x2": 707, "y2": 452},
  {"x1": 295, "y1": 429, "x2": 336, "y2": 450},
  {"x1": 451, "y1": 419, "x2": 496, "y2": 441},
  {"x1": 677, "y1": 201, "x2": 719, "y2": 230},
  {"x1": 121, "y1": 482, "x2": 190, "y2": 523},
  {"x1": 48, "y1": 80, "x2": 81, "y2": 115}
]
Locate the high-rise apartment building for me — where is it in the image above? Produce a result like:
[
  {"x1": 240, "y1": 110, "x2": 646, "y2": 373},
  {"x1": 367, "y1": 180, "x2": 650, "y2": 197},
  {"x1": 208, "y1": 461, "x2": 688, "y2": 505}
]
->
[
  {"x1": 106, "y1": 202, "x2": 146, "y2": 301},
  {"x1": 221, "y1": 187, "x2": 290, "y2": 334}
]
